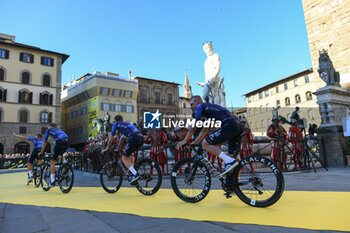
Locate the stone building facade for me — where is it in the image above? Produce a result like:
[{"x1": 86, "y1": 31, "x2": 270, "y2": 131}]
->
[
  {"x1": 302, "y1": 0, "x2": 350, "y2": 89},
  {"x1": 61, "y1": 72, "x2": 138, "y2": 147},
  {"x1": 134, "y1": 76, "x2": 180, "y2": 126},
  {"x1": 0, "y1": 33, "x2": 69, "y2": 155},
  {"x1": 244, "y1": 69, "x2": 320, "y2": 136}
]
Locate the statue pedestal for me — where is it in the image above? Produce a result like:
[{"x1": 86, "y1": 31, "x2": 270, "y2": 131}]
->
[{"x1": 314, "y1": 85, "x2": 350, "y2": 166}]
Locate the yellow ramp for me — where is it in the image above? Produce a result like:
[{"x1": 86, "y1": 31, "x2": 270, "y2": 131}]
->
[{"x1": 0, "y1": 172, "x2": 349, "y2": 231}]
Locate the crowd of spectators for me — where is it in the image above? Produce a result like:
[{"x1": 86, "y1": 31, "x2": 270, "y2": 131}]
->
[
  {"x1": 0, "y1": 151, "x2": 81, "y2": 160},
  {"x1": 0, "y1": 153, "x2": 30, "y2": 159}
]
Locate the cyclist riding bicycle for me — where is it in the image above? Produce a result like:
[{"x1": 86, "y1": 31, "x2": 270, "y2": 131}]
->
[
  {"x1": 177, "y1": 95, "x2": 243, "y2": 175},
  {"x1": 39, "y1": 123, "x2": 70, "y2": 187},
  {"x1": 102, "y1": 115, "x2": 144, "y2": 185},
  {"x1": 13, "y1": 132, "x2": 44, "y2": 184}
]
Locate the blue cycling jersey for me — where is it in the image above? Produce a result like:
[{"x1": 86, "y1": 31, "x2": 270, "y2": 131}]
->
[
  {"x1": 27, "y1": 137, "x2": 44, "y2": 149},
  {"x1": 111, "y1": 121, "x2": 140, "y2": 137},
  {"x1": 44, "y1": 128, "x2": 69, "y2": 141},
  {"x1": 194, "y1": 102, "x2": 235, "y2": 122}
]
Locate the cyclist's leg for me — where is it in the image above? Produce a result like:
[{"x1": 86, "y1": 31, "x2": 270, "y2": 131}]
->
[
  {"x1": 121, "y1": 134, "x2": 143, "y2": 183},
  {"x1": 203, "y1": 120, "x2": 241, "y2": 174},
  {"x1": 27, "y1": 149, "x2": 38, "y2": 182}
]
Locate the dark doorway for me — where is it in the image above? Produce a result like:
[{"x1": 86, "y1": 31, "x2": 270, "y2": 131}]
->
[{"x1": 14, "y1": 142, "x2": 30, "y2": 154}]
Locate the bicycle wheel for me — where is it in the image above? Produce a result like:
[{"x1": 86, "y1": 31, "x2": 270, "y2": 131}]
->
[
  {"x1": 135, "y1": 158, "x2": 162, "y2": 195},
  {"x1": 231, "y1": 155, "x2": 284, "y2": 207},
  {"x1": 171, "y1": 157, "x2": 211, "y2": 203},
  {"x1": 33, "y1": 163, "x2": 41, "y2": 188},
  {"x1": 40, "y1": 163, "x2": 51, "y2": 191},
  {"x1": 58, "y1": 163, "x2": 74, "y2": 194},
  {"x1": 100, "y1": 162, "x2": 123, "y2": 193}
]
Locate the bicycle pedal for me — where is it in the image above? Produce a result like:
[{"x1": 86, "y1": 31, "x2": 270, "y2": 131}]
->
[{"x1": 224, "y1": 192, "x2": 233, "y2": 199}]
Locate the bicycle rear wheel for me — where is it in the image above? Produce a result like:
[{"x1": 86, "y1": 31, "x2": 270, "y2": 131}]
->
[
  {"x1": 100, "y1": 162, "x2": 123, "y2": 193},
  {"x1": 40, "y1": 163, "x2": 51, "y2": 191},
  {"x1": 171, "y1": 157, "x2": 211, "y2": 203},
  {"x1": 135, "y1": 158, "x2": 162, "y2": 195},
  {"x1": 58, "y1": 163, "x2": 74, "y2": 193},
  {"x1": 231, "y1": 155, "x2": 284, "y2": 207}
]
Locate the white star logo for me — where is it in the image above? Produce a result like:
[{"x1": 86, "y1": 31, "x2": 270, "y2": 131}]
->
[{"x1": 151, "y1": 110, "x2": 161, "y2": 122}]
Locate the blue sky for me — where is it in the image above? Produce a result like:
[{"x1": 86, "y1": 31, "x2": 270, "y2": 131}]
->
[{"x1": 1, "y1": 0, "x2": 312, "y2": 107}]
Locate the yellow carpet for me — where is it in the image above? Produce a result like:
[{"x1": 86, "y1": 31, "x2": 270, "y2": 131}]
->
[{"x1": 0, "y1": 172, "x2": 349, "y2": 231}]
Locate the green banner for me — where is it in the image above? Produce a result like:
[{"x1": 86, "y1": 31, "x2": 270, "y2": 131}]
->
[{"x1": 88, "y1": 96, "x2": 99, "y2": 138}]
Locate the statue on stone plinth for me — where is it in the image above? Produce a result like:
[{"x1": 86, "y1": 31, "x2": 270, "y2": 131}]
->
[
  {"x1": 196, "y1": 42, "x2": 222, "y2": 105},
  {"x1": 318, "y1": 50, "x2": 340, "y2": 86}
]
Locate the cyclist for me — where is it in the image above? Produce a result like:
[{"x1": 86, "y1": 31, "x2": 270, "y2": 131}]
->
[
  {"x1": 102, "y1": 115, "x2": 144, "y2": 185},
  {"x1": 177, "y1": 95, "x2": 243, "y2": 175},
  {"x1": 39, "y1": 123, "x2": 69, "y2": 187},
  {"x1": 13, "y1": 132, "x2": 44, "y2": 184}
]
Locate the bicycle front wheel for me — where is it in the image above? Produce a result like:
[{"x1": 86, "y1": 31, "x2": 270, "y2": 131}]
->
[
  {"x1": 58, "y1": 163, "x2": 74, "y2": 194},
  {"x1": 33, "y1": 163, "x2": 41, "y2": 188},
  {"x1": 171, "y1": 157, "x2": 211, "y2": 203},
  {"x1": 100, "y1": 162, "x2": 123, "y2": 193},
  {"x1": 40, "y1": 163, "x2": 51, "y2": 191},
  {"x1": 231, "y1": 156, "x2": 284, "y2": 207},
  {"x1": 135, "y1": 158, "x2": 162, "y2": 195}
]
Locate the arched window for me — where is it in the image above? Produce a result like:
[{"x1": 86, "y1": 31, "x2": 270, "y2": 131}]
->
[
  {"x1": 266, "y1": 103, "x2": 271, "y2": 112},
  {"x1": 21, "y1": 72, "x2": 30, "y2": 84},
  {"x1": 261, "y1": 119, "x2": 266, "y2": 128},
  {"x1": 40, "y1": 92, "x2": 52, "y2": 105},
  {"x1": 295, "y1": 94, "x2": 301, "y2": 104},
  {"x1": 0, "y1": 68, "x2": 4, "y2": 81},
  {"x1": 19, "y1": 110, "x2": 28, "y2": 122},
  {"x1": 41, "y1": 112, "x2": 49, "y2": 123},
  {"x1": 249, "y1": 109, "x2": 253, "y2": 116},
  {"x1": 43, "y1": 74, "x2": 51, "y2": 87},
  {"x1": 14, "y1": 142, "x2": 30, "y2": 154},
  {"x1": 276, "y1": 100, "x2": 281, "y2": 108},
  {"x1": 19, "y1": 90, "x2": 32, "y2": 103},
  {"x1": 306, "y1": 91, "x2": 312, "y2": 101},
  {"x1": 260, "y1": 105, "x2": 264, "y2": 113},
  {"x1": 285, "y1": 97, "x2": 290, "y2": 106}
]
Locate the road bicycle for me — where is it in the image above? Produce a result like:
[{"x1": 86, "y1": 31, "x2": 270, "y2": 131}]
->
[
  {"x1": 40, "y1": 155, "x2": 74, "y2": 193},
  {"x1": 100, "y1": 150, "x2": 162, "y2": 195},
  {"x1": 171, "y1": 144, "x2": 284, "y2": 207},
  {"x1": 29, "y1": 158, "x2": 44, "y2": 188}
]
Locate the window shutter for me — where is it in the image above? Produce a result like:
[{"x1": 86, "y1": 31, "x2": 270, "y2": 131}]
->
[
  {"x1": 29, "y1": 92, "x2": 33, "y2": 103},
  {"x1": 49, "y1": 112, "x2": 53, "y2": 123},
  {"x1": 49, "y1": 94, "x2": 53, "y2": 105},
  {"x1": 41, "y1": 56, "x2": 44, "y2": 65},
  {"x1": 30, "y1": 54, "x2": 34, "y2": 63},
  {"x1": 5, "y1": 50, "x2": 9, "y2": 59},
  {"x1": 51, "y1": 58, "x2": 54, "y2": 67},
  {"x1": 39, "y1": 93, "x2": 42, "y2": 105},
  {"x1": 3, "y1": 89, "x2": 6, "y2": 102},
  {"x1": 19, "y1": 53, "x2": 23, "y2": 61},
  {"x1": 18, "y1": 91, "x2": 21, "y2": 102}
]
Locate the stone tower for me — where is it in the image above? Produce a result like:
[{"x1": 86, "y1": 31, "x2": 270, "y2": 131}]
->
[
  {"x1": 183, "y1": 72, "x2": 192, "y2": 99},
  {"x1": 302, "y1": 0, "x2": 350, "y2": 88}
]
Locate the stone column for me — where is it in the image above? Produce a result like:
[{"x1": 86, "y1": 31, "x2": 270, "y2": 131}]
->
[{"x1": 313, "y1": 85, "x2": 350, "y2": 166}]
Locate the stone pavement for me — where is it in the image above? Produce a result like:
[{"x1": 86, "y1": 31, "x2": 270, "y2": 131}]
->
[{"x1": 1, "y1": 167, "x2": 349, "y2": 233}]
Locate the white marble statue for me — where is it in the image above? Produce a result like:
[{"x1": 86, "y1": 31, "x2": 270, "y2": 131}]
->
[
  {"x1": 196, "y1": 42, "x2": 225, "y2": 106},
  {"x1": 218, "y1": 77, "x2": 226, "y2": 107}
]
